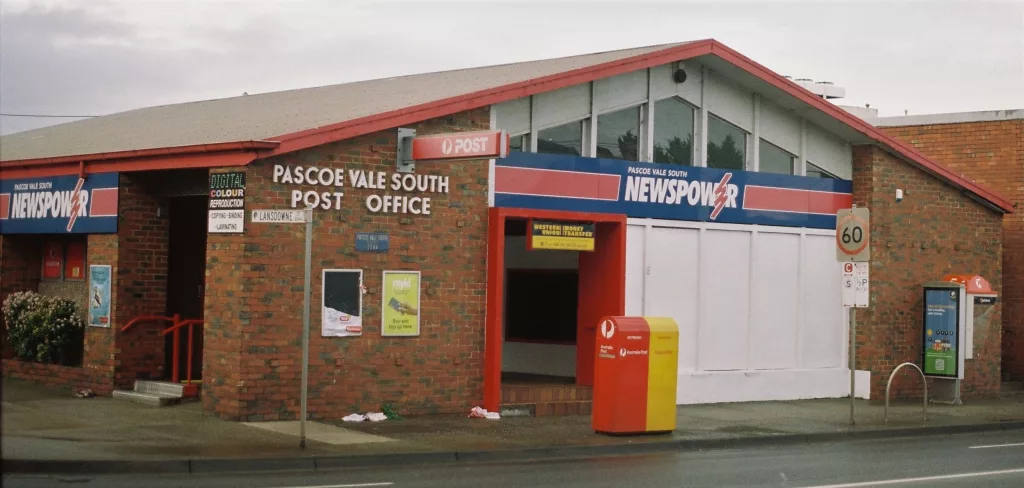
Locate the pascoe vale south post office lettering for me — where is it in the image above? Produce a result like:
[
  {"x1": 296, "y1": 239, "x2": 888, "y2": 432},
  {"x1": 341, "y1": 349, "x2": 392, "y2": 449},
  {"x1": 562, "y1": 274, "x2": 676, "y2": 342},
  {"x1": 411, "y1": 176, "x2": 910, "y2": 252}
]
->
[{"x1": 272, "y1": 164, "x2": 449, "y2": 215}]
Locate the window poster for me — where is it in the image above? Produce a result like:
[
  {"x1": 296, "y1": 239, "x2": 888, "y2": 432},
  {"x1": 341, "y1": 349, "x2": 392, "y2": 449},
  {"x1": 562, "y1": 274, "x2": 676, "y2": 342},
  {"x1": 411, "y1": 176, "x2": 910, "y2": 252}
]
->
[
  {"x1": 64, "y1": 241, "x2": 86, "y2": 280},
  {"x1": 381, "y1": 270, "x2": 421, "y2": 337},
  {"x1": 42, "y1": 242, "x2": 63, "y2": 279},
  {"x1": 88, "y1": 265, "x2": 112, "y2": 327},
  {"x1": 322, "y1": 269, "x2": 363, "y2": 337}
]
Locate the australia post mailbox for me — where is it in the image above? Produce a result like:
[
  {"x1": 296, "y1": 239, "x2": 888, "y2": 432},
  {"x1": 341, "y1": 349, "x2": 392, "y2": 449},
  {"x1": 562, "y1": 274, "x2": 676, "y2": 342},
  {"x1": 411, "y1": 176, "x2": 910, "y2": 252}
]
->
[{"x1": 592, "y1": 316, "x2": 679, "y2": 435}]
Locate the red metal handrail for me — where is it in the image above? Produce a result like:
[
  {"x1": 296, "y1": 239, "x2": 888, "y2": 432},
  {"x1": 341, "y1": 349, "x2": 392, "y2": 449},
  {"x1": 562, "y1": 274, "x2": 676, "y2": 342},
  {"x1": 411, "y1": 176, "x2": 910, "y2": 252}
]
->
[
  {"x1": 161, "y1": 319, "x2": 204, "y2": 385},
  {"x1": 120, "y1": 314, "x2": 176, "y2": 333}
]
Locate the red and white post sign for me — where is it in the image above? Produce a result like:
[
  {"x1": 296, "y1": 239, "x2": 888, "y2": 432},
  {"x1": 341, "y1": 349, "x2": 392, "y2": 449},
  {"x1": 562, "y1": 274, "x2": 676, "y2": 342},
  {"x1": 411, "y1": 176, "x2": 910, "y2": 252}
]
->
[{"x1": 411, "y1": 130, "x2": 509, "y2": 161}]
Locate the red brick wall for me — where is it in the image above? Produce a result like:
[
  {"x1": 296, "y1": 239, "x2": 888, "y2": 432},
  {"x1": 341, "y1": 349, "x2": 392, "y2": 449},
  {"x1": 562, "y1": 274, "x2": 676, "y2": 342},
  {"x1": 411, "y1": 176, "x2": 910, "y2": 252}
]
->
[
  {"x1": 852, "y1": 145, "x2": 1004, "y2": 398},
  {"x1": 0, "y1": 234, "x2": 42, "y2": 359},
  {"x1": 203, "y1": 109, "x2": 490, "y2": 421},
  {"x1": 880, "y1": 119, "x2": 1024, "y2": 380},
  {"x1": 2, "y1": 358, "x2": 113, "y2": 395}
]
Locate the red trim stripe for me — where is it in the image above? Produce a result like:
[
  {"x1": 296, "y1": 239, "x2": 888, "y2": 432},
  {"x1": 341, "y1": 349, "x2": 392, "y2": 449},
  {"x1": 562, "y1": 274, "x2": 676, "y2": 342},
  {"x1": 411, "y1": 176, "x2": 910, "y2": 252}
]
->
[
  {"x1": 494, "y1": 166, "x2": 620, "y2": 201},
  {"x1": 743, "y1": 186, "x2": 853, "y2": 215},
  {"x1": 89, "y1": 188, "x2": 119, "y2": 217},
  {"x1": 0, "y1": 193, "x2": 9, "y2": 220}
]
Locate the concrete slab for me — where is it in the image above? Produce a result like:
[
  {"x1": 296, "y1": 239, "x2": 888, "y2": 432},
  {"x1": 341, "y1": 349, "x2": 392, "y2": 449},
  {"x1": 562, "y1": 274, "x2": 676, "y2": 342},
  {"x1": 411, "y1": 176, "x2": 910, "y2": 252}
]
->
[{"x1": 242, "y1": 421, "x2": 395, "y2": 445}]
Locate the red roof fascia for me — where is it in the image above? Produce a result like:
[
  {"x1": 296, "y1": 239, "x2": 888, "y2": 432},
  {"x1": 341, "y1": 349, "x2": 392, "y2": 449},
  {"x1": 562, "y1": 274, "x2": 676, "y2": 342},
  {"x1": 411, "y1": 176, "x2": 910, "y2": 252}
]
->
[{"x1": 706, "y1": 43, "x2": 1014, "y2": 213}]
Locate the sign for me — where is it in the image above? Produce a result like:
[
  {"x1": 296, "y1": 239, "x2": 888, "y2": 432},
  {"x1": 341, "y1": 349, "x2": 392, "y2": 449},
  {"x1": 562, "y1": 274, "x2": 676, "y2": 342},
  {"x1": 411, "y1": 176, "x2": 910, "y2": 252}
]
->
[
  {"x1": 835, "y1": 207, "x2": 870, "y2": 262},
  {"x1": 975, "y1": 296, "x2": 997, "y2": 305},
  {"x1": 42, "y1": 242, "x2": 63, "y2": 279},
  {"x1": 208, "y1": 172, "x2": 246, "y2": 234},
  {"x1": 493, "y1": 152, "x2": 852, "y2": 230},
  {"x1": 88, "y1": 264, "x2": 112, "y2": 327},
  {"x1": 64, "y1": 241, "x2": 86, "y2": 280},
  {"x1": 382, "y1": 270, "x2": 421, "y2": 337},
  {"x1": 251, "y1": 209, "x2": 308, "y2": 223},
  {"x1": 841, "y1": 262, "x2": 870, "y2": 307},
  {"x1": 322, "y1": 269, "x2": 363, "y2": 337},
  {"x1": 0, "y1": 173, "x2": 119, "y2": 234},
  {"x1": 527, "y1": 220, "x2": 595, "y2": 251},
  {"x1": 411, "y1": 130, "x2": 509, "y2": 161},
  {"x1": 271, "y1": 164, "x2": 449, "y2": 215},
  {"x1": 355, "y1": 232, "x2": 389, "y2": 253},
  {"x1": 922, "y1": 286, "x2": 964, "y2": 378}
]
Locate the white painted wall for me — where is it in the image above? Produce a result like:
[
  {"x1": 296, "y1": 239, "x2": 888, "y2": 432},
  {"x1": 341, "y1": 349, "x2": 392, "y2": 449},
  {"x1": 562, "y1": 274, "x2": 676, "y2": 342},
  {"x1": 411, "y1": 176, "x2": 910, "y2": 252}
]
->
[
  {"x1": 759, "y1": 99, "x2": 801, "y2": 157},
  {"x1": 501, "y1": 235, "x2": 578, "y2": 377},
  {"x1": 705, "y1": 70, "x2": 754, "y2": 133},
  {"x1": 626, "y1": 219, "x2": 871, "y2": 404},
  {"x1": 805, "y1": 122, "x2": 853, "y2": 179}
]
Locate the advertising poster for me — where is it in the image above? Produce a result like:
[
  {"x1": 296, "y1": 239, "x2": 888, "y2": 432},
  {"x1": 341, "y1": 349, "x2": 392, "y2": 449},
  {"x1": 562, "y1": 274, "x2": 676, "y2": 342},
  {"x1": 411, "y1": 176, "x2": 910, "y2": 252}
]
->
[
  {"x1": 87, "y1": 265, "x2": 112, "y2": 327},
  {"x1": 923, "y1": 288, "x2": 959, "y2": 377},
  {"x1": 382, "y1": 271, "x2": 421, "y2": 337},
  {"x1": 42, "y1": 242, "x2": 63, "y2": 279},
  {"x1": 322, "y1": 269, "x2": 362, "y2": 337},
  {"x1": 528, "y1": 220, "x2": 595, "y2": 251}
]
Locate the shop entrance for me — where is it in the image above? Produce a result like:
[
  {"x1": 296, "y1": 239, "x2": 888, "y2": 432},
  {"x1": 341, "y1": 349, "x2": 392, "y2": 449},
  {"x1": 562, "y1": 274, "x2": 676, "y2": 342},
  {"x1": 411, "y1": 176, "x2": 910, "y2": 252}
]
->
[
  {"x1": 164, "y1": 195, "x2": 208, "y2": 383},
  {"x1": 484, "y1": 208, "x2": 626, "y2": 413}
]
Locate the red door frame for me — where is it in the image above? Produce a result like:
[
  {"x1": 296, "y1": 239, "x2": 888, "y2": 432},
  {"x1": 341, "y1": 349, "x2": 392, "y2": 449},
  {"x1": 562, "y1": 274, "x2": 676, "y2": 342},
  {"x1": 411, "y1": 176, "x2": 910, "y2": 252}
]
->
[{"x1": 484, "y1": 207, "x2": 626, "y2": 411}]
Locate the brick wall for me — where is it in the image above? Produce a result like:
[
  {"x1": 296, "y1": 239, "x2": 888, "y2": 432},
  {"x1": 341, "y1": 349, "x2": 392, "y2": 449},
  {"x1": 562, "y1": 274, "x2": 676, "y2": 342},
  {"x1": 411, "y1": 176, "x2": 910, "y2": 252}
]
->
[
  {"x1": 2, "y1": 358, "x2": 113, "y2": 395},
  {"x1": 0, "y1": 234, "x2": 42, "y2": 359},
  {"x1": 203, "y1": 109, "x2": 491, "y2": 421},
  {"x1": 880, "y1": 119, "x2": 1024, "y2": 380},
  {"x1": 852, "y1": 145, "x2": 1004, "y2": 398}
]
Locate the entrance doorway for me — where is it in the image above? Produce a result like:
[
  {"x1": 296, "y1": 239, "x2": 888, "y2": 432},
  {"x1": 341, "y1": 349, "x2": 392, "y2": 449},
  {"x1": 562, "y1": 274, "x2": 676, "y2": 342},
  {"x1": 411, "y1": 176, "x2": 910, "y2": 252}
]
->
[
  {"x1": 484, "y1": 208, "x2": 626, "y2": 412},
  {"x1": 164, "y1": 196, "x2": 208, "y2": 383}
]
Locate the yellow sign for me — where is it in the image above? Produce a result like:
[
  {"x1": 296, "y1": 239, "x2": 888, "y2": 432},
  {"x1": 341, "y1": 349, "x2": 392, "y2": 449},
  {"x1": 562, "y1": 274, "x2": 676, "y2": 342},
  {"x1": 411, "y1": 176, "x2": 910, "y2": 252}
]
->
[
  {"x1": 529, "y1": 220, "x2": 595, "y2": 251},
  {"x1": 381, "y1": 271, "x2": 421, "y2": 337}
]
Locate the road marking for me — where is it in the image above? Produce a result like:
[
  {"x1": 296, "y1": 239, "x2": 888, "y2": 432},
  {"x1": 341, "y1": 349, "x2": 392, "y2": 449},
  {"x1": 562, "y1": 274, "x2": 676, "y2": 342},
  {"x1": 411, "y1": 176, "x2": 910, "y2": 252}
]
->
[
  {"x1": 969, "y1": 442, "x2": 1024, "y2": 449},
  {"x1": 797, "y1": 468, "x2": 1024, "y2": 487},
  {"x1": 280, "y1": 484, "x2": 393, "y2": 488}
]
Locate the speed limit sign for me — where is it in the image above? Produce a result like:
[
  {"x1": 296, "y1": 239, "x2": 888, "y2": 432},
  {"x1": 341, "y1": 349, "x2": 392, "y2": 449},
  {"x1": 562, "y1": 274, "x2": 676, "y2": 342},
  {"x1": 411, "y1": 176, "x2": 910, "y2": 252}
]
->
[{"x1": 836, "y1": 207, "x2": 870, "y2": 262}]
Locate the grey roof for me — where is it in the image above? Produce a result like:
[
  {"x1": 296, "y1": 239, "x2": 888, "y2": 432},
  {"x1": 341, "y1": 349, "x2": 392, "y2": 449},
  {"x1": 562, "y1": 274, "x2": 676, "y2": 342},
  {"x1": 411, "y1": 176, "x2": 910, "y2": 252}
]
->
[{"x1": 0, "y1": 42, "x2": 691, "y2": 162}]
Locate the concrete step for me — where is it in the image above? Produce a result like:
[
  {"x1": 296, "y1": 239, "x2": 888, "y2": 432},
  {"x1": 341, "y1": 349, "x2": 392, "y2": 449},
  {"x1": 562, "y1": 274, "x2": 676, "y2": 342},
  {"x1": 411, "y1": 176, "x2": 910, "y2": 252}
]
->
[
  {"x1": 1002, "y1": 381, "x2": 1024, "y2": 392},
  {"x1": 135, "y1": 380, "x2": 185, "y2": 397},
  {"x1": 112, "y1": 390, "x2": 182, "y2": 407}
]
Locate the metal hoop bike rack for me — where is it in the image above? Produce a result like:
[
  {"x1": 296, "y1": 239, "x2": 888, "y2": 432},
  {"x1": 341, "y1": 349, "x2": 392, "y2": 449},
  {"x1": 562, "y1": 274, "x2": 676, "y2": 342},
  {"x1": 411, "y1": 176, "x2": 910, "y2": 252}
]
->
[{"x1": 884, "y1": 362, "x2": 927, "y2": 423}]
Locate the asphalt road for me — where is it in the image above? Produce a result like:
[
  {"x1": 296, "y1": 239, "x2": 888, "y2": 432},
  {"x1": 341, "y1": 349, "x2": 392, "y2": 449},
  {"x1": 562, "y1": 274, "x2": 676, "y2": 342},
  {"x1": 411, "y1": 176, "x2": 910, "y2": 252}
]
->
[{"x1": 5, "y1": 430, "x2": 1024, "y2": 488}]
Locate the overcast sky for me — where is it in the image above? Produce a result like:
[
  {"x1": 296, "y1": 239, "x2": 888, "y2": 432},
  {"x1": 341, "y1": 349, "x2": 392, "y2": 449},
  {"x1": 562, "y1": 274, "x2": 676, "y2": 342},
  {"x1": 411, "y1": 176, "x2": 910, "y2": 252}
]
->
[{"x1": 1, "y1": 0, "x2": 1022, "y2": 135}]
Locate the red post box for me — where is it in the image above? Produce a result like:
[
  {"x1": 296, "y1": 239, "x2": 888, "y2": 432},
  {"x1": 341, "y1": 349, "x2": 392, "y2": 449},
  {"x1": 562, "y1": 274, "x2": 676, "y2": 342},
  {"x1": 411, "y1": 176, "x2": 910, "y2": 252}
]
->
[{"x1": 592, "y1": 316, "x2": 679, "y2": 435}]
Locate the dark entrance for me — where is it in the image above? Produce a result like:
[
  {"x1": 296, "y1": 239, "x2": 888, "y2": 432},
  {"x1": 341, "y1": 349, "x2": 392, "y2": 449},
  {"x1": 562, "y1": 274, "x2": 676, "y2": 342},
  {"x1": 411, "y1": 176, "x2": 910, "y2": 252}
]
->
[{"x1": 164, "y1": 195, "x2": 208, "y2": 383}]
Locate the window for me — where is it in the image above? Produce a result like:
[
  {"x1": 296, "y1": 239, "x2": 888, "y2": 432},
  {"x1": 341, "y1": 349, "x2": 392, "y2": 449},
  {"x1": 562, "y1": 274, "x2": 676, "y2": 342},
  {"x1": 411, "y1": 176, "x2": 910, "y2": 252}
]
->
[
  {"x1": 759, "y1": 139, "x2": 796, "y2": 175},
  {"x1": 653, "y1": 98, "x2": 694, "y2": 165},
  {"x1": 509, "y1": 133, "x2": 530, "y2": 152},
  {"x1": 707, "y1": 114, "x2": 747, "y2": 170},
  {"x1": 41, "y1": 238, "x2": 87, "y2": 281},
  {"x1": 537, "y1": 120, "x2": 584, "y2": 156},
  {"x1": 807, "y1": 161, "x2": 839, "y2": 179},
  {"x1": 596, "y1": 106, "x2": 640, "y2": 161}
]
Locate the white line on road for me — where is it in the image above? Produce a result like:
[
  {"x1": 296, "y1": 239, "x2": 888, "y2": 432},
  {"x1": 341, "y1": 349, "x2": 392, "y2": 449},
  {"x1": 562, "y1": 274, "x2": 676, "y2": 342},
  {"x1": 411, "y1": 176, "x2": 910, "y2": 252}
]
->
[
  {"x1": 279, "y1": 484, "x2": 393, "y2": 488},
  {"x1": 969, "y1": 442, "x2": 1024, "y2": 449},
  {"x1": 797, "y1": 468, "x2": 1024, "y2": 488}
]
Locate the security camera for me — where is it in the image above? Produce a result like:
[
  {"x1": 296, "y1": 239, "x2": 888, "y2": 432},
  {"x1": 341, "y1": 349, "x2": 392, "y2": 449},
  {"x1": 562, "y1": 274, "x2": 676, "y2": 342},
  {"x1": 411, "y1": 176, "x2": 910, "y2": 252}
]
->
[{"x1": 896, "y1": 189, "x2": 904, "y2": 203}]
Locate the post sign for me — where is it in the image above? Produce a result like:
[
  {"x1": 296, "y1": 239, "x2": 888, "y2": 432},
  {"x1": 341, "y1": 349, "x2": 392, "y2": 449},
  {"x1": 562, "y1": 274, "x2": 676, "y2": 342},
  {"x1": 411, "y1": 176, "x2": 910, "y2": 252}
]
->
[
  {"x1": 382, "y1": 270, "x2": 421, "y2": 337},
  {"x1": 355, "y1": 232, "x2": 389, "y2": 253},
  {"x1": 411, "y1": 130, "x2": 509, "y2": 161},
  {"x1": 922, "y1": 284, "x2": 966, "y2": 379},
  {"x1": 842, "y1": 262, "x2": 869, "y2": 307},
  {"x1": 836, "y1": 207, "x2": 870, "y2": 262},
  {"x1": 527, "y1": 220, "x2": 596, "y2": 251},
  {"x1": 208, "y1": 172, "x2": 246, "y2": 234}
]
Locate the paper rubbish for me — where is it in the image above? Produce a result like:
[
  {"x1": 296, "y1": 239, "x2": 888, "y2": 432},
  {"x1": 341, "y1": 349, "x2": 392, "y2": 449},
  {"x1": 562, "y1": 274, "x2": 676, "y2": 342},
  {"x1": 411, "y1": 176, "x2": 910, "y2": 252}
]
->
[{"x1": 468, "y1": 406, "x2": 500, "y2": 419}]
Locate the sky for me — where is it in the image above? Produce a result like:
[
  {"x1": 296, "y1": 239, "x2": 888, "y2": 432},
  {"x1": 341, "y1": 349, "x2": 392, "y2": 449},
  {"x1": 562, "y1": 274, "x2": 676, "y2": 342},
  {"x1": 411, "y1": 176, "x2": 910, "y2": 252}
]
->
[{"x1": 1, "y1": 0, "x2": 1022, "y2": 135}]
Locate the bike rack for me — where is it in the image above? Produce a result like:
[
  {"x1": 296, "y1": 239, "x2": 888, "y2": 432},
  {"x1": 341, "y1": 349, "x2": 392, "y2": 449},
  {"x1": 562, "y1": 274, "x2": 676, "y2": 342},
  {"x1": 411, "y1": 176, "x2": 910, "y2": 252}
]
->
[{"x1": 884, "y1": 362, "x2": 927, "y2": 423}]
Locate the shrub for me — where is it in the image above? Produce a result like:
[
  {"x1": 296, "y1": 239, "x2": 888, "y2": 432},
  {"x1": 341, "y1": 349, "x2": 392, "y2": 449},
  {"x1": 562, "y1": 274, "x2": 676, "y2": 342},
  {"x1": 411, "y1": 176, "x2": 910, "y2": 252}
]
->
[{"x1": 3, "y1": 291, "x2": 85, "y2": 365}]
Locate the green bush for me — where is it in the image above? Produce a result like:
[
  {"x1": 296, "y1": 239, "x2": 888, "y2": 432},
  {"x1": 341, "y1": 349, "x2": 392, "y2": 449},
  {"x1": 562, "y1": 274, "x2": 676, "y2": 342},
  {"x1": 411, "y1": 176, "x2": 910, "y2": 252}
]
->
[{"x1": 3, "y1": 291, "x2": 85, "y2": 365}]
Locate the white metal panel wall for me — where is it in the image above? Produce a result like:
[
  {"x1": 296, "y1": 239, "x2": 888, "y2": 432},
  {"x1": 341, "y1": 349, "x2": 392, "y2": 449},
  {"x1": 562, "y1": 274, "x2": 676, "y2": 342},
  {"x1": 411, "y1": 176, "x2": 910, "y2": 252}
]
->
[
  {"x1": 533, "y1": 84, "x2": 591, "y2": 129},
  {"x1": 699, "y1": 229, "x2": 751, "y2": 370},
  {"x1": 493, "y1": 98, "x2": 530, "y2": 136},
  {"x1": 594, "y1": 69, "x2": 648, "y2": 113},
  {"x1": 625, "y1": 225, "x2": 646, "y2": 316},
  {"x1": 705, "y1": 71, "x2": 753, "y2": 132},
  {"x1": 649, "y1": 62, "x2": 702, "y2": 107},
  {"x1": 644, "y1": 227, "x2": 700, "y2": 372},
  {"x1": 759, "y1": 99, "x2": 801, "y2": 155},
  {"x1": 806, "y1": 122, "x2": 853, "y2": 179},
  {"x1": 750, "y1": 232, "x2": 801, "y2": 369},
  {"x1": 799, "y1": 235, "x2": 845, "y2": 368}
]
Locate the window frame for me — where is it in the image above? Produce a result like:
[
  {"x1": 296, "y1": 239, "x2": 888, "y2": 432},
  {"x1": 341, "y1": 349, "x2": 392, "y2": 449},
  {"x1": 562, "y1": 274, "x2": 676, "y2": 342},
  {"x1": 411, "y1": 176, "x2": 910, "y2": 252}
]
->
[
  {"x1": 594, "y1": 104, "x2": 644, "y2": 162},
  {"x1": 706, "y1": 112, "x2": 749, "y2": 171},
  {"x1": 40, "y1": 237, "x2": 88, "y2": 282},
  {"x1": 651, "y1": 96, "x2": 697, "y2": 166},
  {"x1": 534, "y1": 117, "x2": 589, "y2": 157}
]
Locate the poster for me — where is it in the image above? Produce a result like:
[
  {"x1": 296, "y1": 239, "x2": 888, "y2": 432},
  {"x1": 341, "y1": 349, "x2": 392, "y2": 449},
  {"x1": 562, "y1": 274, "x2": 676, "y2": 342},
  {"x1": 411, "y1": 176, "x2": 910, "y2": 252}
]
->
[
  {"x1": 528, "y1": 220, "x2": 595, "y2": 251},
  {"x1": 42, "y1": 242, "x2": 63, "y2": 279},
  {"x1": 88, "y1": 265, "x2": 112, "y2": 327},
  {"x1": 923, "y1": 288, "x2": 959, "y2": 377},
  {"x1": 382, "y1": 271, "x2": 421, "y2": 337},
  {"x1": 322, "y1": 269, "x2": 362, "y2": 337}
]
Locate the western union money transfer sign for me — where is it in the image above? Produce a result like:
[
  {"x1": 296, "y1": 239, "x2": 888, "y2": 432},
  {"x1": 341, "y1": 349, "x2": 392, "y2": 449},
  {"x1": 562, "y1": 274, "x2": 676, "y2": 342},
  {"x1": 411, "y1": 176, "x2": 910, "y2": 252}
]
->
[{"x1": 528, "y1": 220, "x2": 595, "y2": 251}]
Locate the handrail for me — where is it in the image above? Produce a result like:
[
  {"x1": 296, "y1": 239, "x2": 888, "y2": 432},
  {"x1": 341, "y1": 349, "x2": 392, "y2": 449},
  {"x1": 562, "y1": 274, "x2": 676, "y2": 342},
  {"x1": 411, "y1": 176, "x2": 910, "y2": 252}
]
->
[
  {"x1": 120, "y1": 314, "x2": 176, "y2": 333},
  {"x1": 159, "y1": 319, "x2": 204, "y2": 336},
  {"x1": 884, "y1": 362, "x2": 928, "y2": 423},
  {"x1": 160, "y1": 318, "x2": 205, "y2": 386}
]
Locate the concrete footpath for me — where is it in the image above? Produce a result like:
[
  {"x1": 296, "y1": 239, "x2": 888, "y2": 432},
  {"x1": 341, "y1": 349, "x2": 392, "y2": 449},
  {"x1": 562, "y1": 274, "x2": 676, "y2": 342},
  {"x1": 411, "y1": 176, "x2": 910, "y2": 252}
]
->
[{"x1": 3, "y1": 378, "x2": 1023, "y2": 475}]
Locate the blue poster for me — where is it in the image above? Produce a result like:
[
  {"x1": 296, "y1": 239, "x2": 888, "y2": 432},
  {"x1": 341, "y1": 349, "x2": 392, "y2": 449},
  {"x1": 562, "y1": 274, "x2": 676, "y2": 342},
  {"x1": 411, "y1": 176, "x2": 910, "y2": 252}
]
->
[
  {"x1": 88, "y1": 265, "x2": 112, "y2": 328},
  {"x1": 0, "y1": 172, "x2": 119, "y2": 234},
  {"x1": 923, "y1": 288, "x2": 959, "y2": 377},
  {"x1": 493, "y1": 152, "x2": 852, "y2": 229}
]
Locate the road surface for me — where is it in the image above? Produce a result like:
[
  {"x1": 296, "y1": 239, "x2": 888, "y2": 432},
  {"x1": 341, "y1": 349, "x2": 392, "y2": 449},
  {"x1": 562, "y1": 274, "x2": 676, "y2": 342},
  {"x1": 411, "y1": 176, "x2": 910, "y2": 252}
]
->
[{"x1": 5, "y1": 430, "x2": 1024, "y2": 487}]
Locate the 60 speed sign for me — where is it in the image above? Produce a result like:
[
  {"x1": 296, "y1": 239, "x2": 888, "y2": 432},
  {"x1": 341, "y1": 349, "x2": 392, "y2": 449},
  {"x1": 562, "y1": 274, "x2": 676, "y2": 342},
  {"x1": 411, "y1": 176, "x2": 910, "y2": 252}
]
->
[{"x1": 836, "y1": 207, "x2": 870, "y2": 262}]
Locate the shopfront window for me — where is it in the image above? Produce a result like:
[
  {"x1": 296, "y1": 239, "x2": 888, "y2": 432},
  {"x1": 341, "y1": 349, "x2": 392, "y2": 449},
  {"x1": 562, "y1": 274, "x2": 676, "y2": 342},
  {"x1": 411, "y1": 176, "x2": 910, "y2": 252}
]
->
[
  {"x1": 596, "y1": 106, "x2": 640, "y2": 161},
  {"x1": 41, "y1": 238, "x2": 87, "y2": 282},
  {"x1": 509, "y1": 133, "x2": 530, "y2": 152},
  {"x1": 807, "y1": 161, "x2": 839, "y2": 179},
  {"x1": 537, "y1": 120, "x2": 584, "y2": 156},
  {"x1": 653, "y1": 97, "x2": 694, "y2": 165},
  {"x1": 759, "y1": 139, "x2": 796, "y2": 175},
  {"x1": 707, "y1": 114, "x2": 747, "y2": 170}
]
